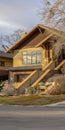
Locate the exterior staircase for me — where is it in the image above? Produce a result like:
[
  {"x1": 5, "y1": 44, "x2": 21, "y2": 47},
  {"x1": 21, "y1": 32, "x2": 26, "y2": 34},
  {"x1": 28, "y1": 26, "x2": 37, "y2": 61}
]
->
[
  {"x1": 17, "y1": 60, "x2": 65, "y2": 94},
  {"x1": 32, "y1": 60, "x2": 65, "y2": 88},
  {"x1": 17, "y1": 61, "x2": 54, "y2": 94},
  {"x1": 31, "y1": 69, "x2": 51, "y2": 88}
]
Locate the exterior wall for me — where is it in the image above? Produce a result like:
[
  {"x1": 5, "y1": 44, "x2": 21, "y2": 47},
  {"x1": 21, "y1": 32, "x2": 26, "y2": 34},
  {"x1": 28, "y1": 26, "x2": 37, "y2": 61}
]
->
[
  {"x1": 0, "y1": 57, "x2": 13, "y2": 69},
  {"x1": 13, "y1": 47, "x2": 44, "y2": 67},
  {"x1": 13, "y1": 46, "x2": 53, "y2": 68}
]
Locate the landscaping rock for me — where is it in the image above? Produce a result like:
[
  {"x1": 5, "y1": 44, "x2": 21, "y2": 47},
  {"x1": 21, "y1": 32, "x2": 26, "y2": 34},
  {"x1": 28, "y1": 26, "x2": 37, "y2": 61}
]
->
[{"x1": 44, "y1": 74, "x2": 65, "y2": 95}]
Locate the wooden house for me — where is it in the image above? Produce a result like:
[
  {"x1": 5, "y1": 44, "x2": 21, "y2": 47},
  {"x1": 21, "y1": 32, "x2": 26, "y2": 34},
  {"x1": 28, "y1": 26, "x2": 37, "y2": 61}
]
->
[
  {"x1": 6, "y1": 24, "x2": 65, "y2": 94},
  {"x1": 0, "y1": 51, "x2": 13, "y2": 81}
]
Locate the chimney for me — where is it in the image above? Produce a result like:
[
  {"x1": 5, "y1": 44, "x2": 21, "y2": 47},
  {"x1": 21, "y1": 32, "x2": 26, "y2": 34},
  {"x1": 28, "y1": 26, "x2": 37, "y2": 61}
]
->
[{"x1": 22, "y1": 32, "x2": 27, "y2": 38}]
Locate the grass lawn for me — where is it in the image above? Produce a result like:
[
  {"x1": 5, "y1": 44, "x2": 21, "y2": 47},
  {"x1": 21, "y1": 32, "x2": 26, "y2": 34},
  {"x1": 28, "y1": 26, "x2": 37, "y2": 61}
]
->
[{"x1": 0, "y1": 95, "x2": 65, "y2": 105}]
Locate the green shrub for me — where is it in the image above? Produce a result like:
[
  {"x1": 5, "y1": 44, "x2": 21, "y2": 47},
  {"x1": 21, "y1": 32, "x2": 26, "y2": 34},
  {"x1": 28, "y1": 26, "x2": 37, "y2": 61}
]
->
[{"x1": 27, "y1": 87, "x2": 36, "y2": 95}]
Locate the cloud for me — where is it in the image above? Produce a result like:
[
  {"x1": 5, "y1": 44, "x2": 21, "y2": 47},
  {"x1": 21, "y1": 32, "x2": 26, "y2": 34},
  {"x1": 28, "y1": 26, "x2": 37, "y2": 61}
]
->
[
  {"x1": 0, "y1": 21, "x2": 13, "y2": 28},
  {"x1": 0, "y1": 20, "x2": 27, "y2": 30},
  {"x1": 0, "y1": 20, "x2": 28, "y2": 35},
  {"x1": 0, "y1": 0, "x2": 41, "y2": 34}
]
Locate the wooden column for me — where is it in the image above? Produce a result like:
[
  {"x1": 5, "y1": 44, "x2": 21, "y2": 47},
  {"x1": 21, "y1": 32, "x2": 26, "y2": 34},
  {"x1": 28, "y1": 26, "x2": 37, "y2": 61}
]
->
[{"x1": 9, "y1": 71, "x2": 14, "y2": 87}]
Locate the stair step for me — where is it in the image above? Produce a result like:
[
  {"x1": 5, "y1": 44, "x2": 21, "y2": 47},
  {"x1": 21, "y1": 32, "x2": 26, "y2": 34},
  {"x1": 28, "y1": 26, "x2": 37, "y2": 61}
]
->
[
  {"x1": 32, "y1": 69, "x2": 50, "y2": 87},
  {"x1": 16, "y1": 70, "x2": 37, "y2": 88},
  {"x1": 17, "y1": 61, "x2": 54, "y2": 90}
]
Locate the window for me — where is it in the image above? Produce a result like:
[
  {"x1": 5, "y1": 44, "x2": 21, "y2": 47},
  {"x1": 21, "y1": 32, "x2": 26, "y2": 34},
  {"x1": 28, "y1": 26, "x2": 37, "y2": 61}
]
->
[
  {"x1": 0, "y1": 61, "x2": 5, "y2": 66},
  {"x1": 27, "y1": 52, "x2": 31, "y2": 64},
  {"x1": 37, "y1": 51, "x2": 42, "y2": 64},
  {"x1": 22, "y1": 50, "x2": 42, "y2": 64},
  {"x1": 31, "y1": 51, "x2": 36, "y2": 64}
]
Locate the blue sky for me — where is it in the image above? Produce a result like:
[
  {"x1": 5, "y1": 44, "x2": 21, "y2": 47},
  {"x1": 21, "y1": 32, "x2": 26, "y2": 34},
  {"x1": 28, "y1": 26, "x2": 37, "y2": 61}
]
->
[{"x1": 0, "y1": 0, "x2": 42, "y2": 35}]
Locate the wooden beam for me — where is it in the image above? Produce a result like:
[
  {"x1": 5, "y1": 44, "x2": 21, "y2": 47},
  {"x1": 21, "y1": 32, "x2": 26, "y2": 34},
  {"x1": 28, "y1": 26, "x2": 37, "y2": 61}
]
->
[
  {"x1": 35, "y1": 33, "x2": 53, "y2": 47},
  {"x1": 13, "y1": 71, "x2": 32, "y2": 75},
  {"x1": 55, "y1": 60, "x2": 65, "y2": 71}
]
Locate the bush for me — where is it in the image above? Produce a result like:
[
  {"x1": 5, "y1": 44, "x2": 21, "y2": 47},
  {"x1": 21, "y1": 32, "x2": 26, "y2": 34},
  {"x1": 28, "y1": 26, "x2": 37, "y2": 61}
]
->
[
  {"x1": 26, "y1": 87, "x2": 37, "y2": 95},
  {"x1": 44, "y1": 74, "x2": 65, "y2": 95},
  {"x1": 1, "y1": 86, "x2": 15, "y2": 96}
]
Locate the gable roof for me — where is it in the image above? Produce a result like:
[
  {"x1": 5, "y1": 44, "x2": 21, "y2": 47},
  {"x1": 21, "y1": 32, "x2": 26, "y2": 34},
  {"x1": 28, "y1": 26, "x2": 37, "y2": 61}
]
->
[
  {"x1": 6, "y1": 24, "x2": 65, "y2": 53},
  {"x1": 0, "y1": 51, "x2": 13, "y2": 59}
]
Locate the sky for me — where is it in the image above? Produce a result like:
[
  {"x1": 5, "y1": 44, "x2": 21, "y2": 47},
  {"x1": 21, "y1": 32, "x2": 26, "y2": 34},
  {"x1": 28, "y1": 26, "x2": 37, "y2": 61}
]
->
[{"x1": 0, "y1": 0, "x2": 42, "y2": 35}]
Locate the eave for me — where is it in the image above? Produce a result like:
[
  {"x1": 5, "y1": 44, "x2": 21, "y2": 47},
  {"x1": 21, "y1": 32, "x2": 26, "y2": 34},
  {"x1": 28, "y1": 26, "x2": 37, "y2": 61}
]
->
[{"x1": 6, "y1": 24, "x2": 65, "y2": 53}]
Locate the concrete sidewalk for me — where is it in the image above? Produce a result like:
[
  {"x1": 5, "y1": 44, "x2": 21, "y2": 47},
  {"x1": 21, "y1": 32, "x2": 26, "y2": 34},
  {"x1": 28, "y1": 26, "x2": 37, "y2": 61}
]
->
[{"x1": 46, "y1": 101, "x2": 65, "y2": 107}]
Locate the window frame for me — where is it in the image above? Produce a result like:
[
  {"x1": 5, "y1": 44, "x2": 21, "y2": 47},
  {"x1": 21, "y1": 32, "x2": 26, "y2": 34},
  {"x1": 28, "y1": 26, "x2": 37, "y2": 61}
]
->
[
  {"x1": 22, "y1": 49, "x2": 42, "y2": 65},
  {"x1": 0, "y1": 61, "x2": 5, "y2": 66}
]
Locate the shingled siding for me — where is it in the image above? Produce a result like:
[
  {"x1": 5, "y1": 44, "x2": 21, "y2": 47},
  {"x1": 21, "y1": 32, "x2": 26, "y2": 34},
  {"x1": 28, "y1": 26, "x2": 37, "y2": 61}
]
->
[{"x1": 18, "y1": 29, "x2": 50, "y2": 49}]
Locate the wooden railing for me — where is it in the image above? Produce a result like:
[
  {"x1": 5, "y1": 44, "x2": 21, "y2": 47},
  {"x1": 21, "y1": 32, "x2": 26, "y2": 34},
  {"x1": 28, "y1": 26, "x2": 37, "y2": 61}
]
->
[
  {"x1": 17, "y1": 61, "x2": 54, "y2": 93},
  {"x1": 17, "y1": 60, "x2": 65, "y2": 94},
  {"x1": 31, "y1": 61, "x2": 55, "y2": 88},
  {"x1": 54, "y1": 60, "x2": 65, "y2": 71}
]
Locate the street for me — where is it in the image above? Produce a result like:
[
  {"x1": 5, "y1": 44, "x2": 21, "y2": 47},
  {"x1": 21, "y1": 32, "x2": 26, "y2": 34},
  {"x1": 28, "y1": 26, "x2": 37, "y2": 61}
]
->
[{"x1": 0, "y1": 105, "x2": 65, "y2": 130}]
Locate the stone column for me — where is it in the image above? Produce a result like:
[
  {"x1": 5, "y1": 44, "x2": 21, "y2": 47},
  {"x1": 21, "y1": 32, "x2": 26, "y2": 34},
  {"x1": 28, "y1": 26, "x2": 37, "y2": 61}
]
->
[{"x1": 9, "y1": 71, "x2": 14, "y2": 87}]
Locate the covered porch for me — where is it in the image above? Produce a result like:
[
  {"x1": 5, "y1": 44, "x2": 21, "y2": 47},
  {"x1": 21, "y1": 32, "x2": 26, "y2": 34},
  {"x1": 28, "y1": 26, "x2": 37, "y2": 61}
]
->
[{"x1": 0, "y1": 70, "x2": 9, "y2": 81}]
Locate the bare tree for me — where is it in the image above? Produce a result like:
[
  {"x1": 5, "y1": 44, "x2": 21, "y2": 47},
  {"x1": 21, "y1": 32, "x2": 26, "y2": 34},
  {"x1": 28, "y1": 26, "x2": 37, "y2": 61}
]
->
[
  {"x1": 10, "y1": 29, "x2": 24, "y2": 43},
  {"x1": 52, "y1": 40, "x2": 65, "y2": 62},
  {"x1": 0, "y1": 29, "x2": 24, "y2": 51},
  {"x1": 41, "y1": 0, "x2": 65, "y2": 32},
  {"x1": 41, "y1": 0, "x2": 65, "y2": 62}
]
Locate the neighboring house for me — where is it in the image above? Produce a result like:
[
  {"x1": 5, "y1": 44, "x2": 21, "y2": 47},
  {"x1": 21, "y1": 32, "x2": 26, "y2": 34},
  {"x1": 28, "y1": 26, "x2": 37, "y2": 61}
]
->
[
  {"x1": 0, "y1": 51, "x2": 13, "y2": 81},
  {"x1": 6, "y1": 24, "x2": 65, "y2": 94}
]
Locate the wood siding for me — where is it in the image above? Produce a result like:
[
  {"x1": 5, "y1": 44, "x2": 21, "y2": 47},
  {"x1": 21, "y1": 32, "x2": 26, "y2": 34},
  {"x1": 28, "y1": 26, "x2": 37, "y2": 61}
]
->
[
  {"x1": 0, "y1": 57, "x2": 13, "y2": 69},
  {"x1": 13, "y1": 47, "x2": 43, "y2": 67},
  {"x1": 17, "y1": 29, "x2": 50, "y2": 49}
]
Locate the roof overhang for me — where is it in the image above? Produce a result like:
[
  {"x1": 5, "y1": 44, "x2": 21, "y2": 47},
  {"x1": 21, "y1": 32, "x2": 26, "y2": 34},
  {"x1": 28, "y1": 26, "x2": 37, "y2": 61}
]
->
[
  {"x1": 6, "y1": 24, "x2": 65, "y2": 53},
  {"x1": 6, "y1": 65, "x2": 42, "y2": 71},
  {"x1": 6, "y1": 25, "x2": 42, "y2": 53}
]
